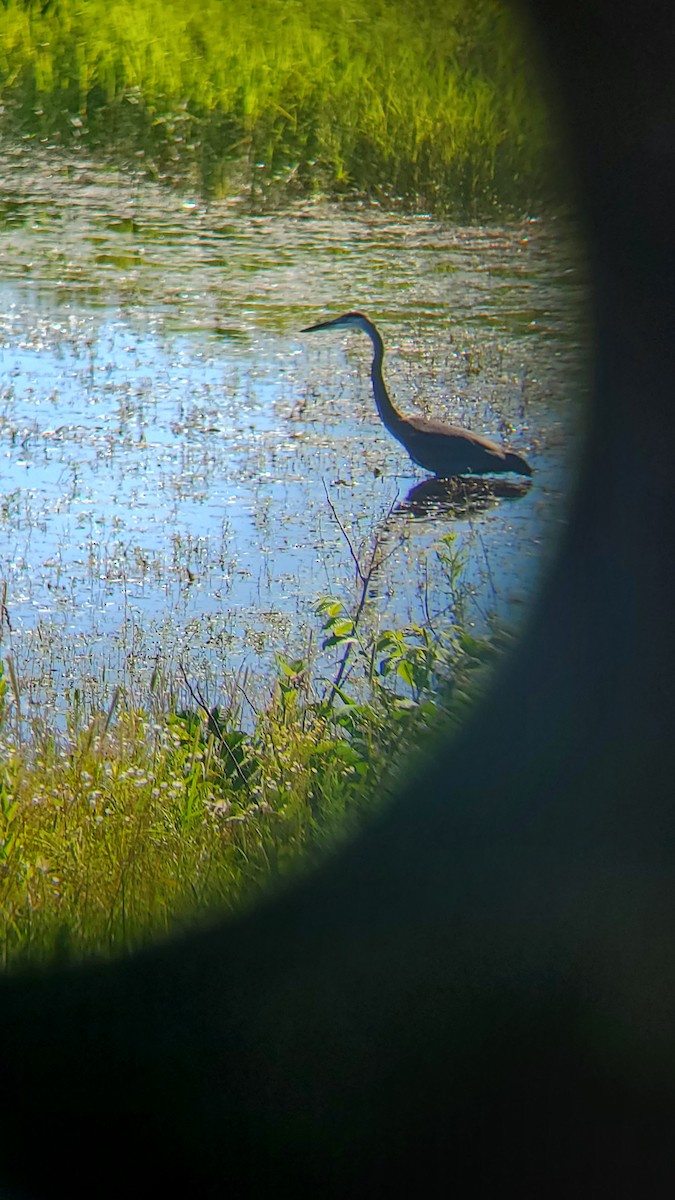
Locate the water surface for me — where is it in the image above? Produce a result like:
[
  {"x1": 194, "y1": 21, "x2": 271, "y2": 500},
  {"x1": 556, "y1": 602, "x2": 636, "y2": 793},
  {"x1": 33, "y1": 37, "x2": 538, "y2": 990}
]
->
[{"x1": 0, "y1": 145, "x2": 587, "y2": 722}]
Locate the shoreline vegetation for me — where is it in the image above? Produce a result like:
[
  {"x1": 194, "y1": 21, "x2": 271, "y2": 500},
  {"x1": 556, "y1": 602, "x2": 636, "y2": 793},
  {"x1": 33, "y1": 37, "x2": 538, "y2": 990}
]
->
[
  {"x1": 0, "y1": 0, "x2": 558, "y2": 214},
  {"x1": 0, "y1": 0, "x2": 552, "y2": 962},
  {"x1": 0, "y1": 531, "x2": 504, "y2": 968}
]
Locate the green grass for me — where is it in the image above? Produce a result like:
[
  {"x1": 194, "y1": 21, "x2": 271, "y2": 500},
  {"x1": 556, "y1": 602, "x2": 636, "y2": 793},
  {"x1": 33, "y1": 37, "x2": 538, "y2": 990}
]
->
[
  {"x1": 0, "y1": 0, "x2": 558, "y2": 213},
  {"x1": 0, "y1": 577, "x2": 501, "y2": 969}
]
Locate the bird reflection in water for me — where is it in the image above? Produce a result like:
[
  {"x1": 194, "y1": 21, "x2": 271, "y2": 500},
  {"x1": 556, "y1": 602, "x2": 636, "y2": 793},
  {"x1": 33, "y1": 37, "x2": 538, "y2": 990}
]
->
[{"x1": 399, "y1": 474, "x2": 533, "y2": 520}]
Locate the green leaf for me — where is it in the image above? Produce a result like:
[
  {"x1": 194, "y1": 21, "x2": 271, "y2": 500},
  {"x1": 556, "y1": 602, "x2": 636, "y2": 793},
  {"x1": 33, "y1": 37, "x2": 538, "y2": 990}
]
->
[
  {"x1": 1, "y1": 798, "x2": 18, "y2": 823},
  {"x1": 0, "y1": 831, "x2": 17, "y2": 860},
  {"x1": 397, "y1": 660, "x2": 416, "y2": 687},
  {"x1": 376, "y1": 630, "x2": 402, "y2": 652},
  {"x1": 323, "y1": 634, "x2": 358, "y2": 649},
  {"x1": 316, "y1": 598, "x2": 343, "y2": 619},
  {"x1": 458, "y1": 633, "x2": 497, "y2": 661},
  {"x1": 329, "y1": 618, "x2": 355, "y2": 638}
]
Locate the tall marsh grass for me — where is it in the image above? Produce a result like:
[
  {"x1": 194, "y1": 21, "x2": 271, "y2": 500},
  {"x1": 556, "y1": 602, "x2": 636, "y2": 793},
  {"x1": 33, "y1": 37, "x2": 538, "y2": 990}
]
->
[{"x1": 0, "y1": 0, "x2": 557, "y2": 212}]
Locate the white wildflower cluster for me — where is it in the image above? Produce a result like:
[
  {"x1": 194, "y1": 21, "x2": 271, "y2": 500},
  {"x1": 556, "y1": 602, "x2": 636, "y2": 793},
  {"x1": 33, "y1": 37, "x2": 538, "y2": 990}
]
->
[{"x1": 205, "y1": 797, "x2": 232, "y2": 820}]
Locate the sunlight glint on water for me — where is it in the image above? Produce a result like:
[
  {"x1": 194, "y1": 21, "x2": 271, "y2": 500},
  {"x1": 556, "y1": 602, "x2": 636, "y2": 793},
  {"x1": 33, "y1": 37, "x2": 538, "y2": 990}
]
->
[{"x1": 0, "y1": 150, "x2": 586, "y2": 721}]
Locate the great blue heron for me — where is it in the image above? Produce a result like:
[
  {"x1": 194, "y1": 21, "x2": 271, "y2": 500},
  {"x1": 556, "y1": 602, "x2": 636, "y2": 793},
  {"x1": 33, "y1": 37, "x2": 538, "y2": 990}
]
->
[{"x1": 301, "y1": 312, "x2": 533, "y2": 478}]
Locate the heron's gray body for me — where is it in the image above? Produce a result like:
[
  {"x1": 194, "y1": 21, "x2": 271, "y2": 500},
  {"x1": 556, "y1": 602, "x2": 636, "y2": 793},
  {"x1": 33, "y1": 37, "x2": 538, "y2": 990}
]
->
[{"x1": 301, "y1": 311, "x2": 532, "y2": 479}]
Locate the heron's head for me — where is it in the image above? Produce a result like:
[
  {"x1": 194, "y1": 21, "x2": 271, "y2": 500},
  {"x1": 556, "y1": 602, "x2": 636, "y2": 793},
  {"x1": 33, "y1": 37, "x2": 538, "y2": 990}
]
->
[{"x1": 301, "y1": 311, "x2": 376, "y2": 337}]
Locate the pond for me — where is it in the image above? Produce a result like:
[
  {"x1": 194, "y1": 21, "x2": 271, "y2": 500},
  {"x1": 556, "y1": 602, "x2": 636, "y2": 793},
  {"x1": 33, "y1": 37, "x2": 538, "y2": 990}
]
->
[{"x1": 0, "y1": 144, "x2": 587, "y2": 726}]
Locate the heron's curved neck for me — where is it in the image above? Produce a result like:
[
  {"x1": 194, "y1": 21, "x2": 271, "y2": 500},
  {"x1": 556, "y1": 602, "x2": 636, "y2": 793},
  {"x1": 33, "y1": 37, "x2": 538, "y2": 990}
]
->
[{"x1": 363, "y1": 321, "x2": 404, "y2": 433}]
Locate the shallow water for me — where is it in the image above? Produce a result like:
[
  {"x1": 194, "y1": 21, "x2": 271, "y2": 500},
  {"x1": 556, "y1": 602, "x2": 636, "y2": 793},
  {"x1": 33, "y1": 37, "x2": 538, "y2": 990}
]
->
[{"x1": 0, "y1": 145, "x2": 587, "y2": 723}]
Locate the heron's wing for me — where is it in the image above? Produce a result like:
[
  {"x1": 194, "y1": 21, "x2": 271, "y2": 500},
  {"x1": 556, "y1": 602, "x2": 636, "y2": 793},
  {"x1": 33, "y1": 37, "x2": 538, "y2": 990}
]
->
[{"x1": 405, "y1": 416, "x2": 508, "y2": 460}]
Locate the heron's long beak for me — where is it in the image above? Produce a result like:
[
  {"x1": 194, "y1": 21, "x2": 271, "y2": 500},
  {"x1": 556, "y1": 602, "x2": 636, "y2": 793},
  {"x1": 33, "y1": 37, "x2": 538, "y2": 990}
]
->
[{"x1": 300, "y1": 318, "x2": 344, "y2": 333}]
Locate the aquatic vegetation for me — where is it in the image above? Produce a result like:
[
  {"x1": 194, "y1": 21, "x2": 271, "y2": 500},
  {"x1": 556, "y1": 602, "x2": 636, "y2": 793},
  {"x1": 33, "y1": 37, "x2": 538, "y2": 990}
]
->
[
  {"x1": 0, "y1": 0, "x2": 557, "y2": 212},
  {"x1": 0, "y1": 530, "x2": 500, "y2": 968}
]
